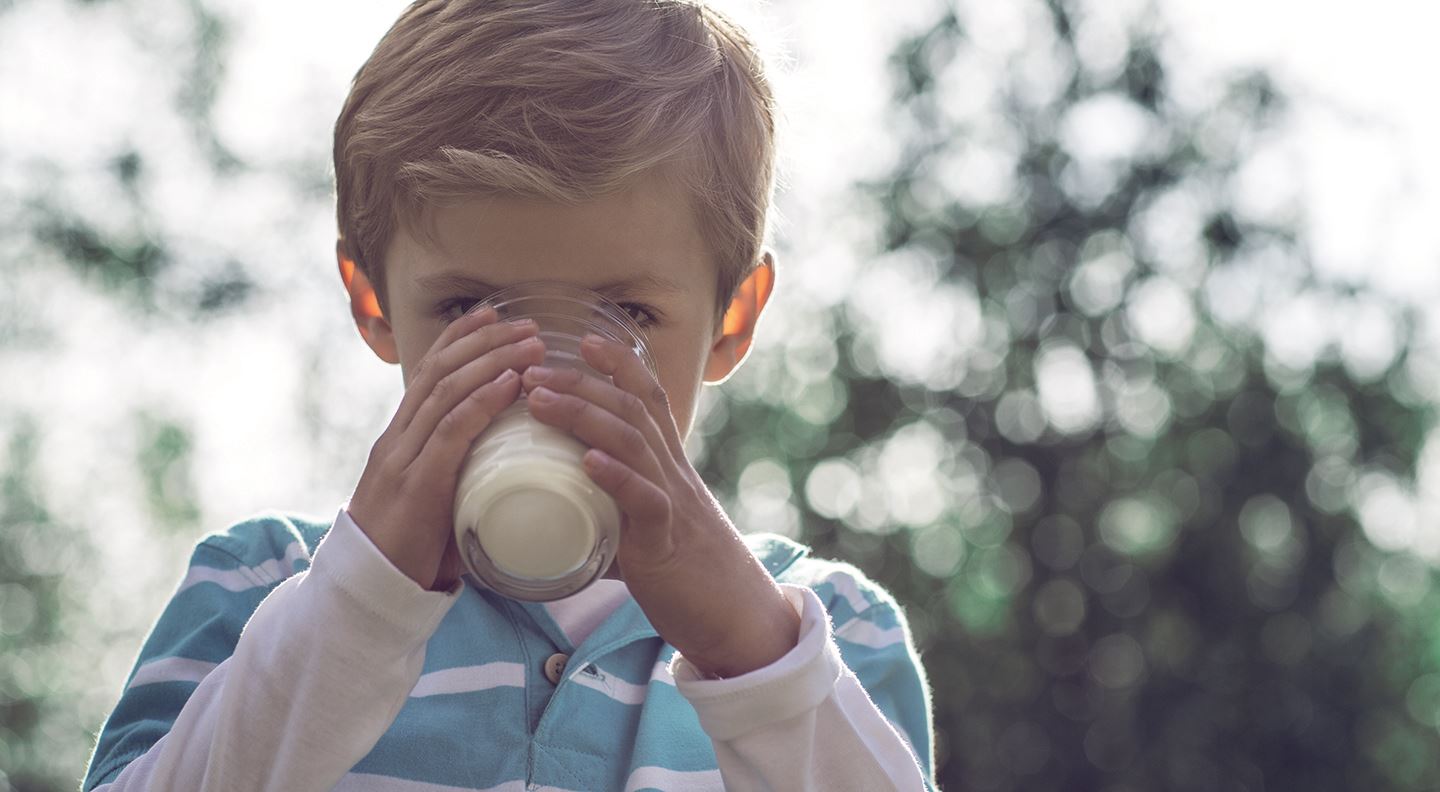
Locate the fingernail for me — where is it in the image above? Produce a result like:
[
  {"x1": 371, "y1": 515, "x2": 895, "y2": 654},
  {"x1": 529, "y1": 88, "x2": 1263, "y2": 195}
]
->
[
  {"x1": 526, "y1": 365, "x2": 552, "y2": 382},
  {"x1": 530, "y1": 387, "x2": 555, "y2": 404},
  {"x1": 508, "y1": 317, "x2": 537, "y2": 328},
  {"x1": 582, "y1": 334, "x2": 605, "y2": 347},
  {"x1": 582, "y1": 449, "x2": 607, "y2": 473}
]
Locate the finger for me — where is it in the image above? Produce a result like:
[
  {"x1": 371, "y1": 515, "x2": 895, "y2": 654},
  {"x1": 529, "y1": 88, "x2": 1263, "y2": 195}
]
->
[
  {"x1": 406, "y1": 368, "x2": 525, "y2": 487},
  {"x1": 520, "y1": 365, "x2": 672, "y2": 474},
  {"x1": 579, "y1": 335, "x2": 687, "y2": 461},
  {"x1": 581, "y1": 449, "x2": 673, "y2": 545},
  {"x1": 437, "y1": 303, "x2": 500, "y2": 352},
  {"x1": 396, "y1": 334, "x2": 547, "y2": 464},
  {"x1": 385, "y1": 306, "x2": 501, "y2": 435},
  {"x1": 392, "y1": 317, "x2": 539, "y2": 437},
  {"x1": 526, "y1": 385, "x2": 667, "y2": 485}
]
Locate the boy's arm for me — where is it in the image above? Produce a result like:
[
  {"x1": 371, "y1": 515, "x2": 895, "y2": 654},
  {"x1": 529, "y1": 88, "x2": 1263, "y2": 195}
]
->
[
  {"x1": 85, "y1": 307, "x2": 534, "y2": 790},
  {"x1": 520, "y1": 337, "x2": 934, "y2": 787},
  {"x1": 82, "y1": 508, "x2": 461, "y2": 791},
  {"x1": 671, "y1": 581, "x2": 936, "y2": 792}
]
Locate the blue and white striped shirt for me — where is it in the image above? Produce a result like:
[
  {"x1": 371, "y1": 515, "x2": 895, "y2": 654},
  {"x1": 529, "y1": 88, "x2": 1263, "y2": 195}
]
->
[{"x1": 82, "y1": 507, "x2": 935, "y2": 790}]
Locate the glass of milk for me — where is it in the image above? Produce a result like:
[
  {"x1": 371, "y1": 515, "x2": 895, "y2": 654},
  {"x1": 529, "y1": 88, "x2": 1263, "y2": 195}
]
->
[{"x1": 452, "y1": 281, "x2": 657, "y2": 601}]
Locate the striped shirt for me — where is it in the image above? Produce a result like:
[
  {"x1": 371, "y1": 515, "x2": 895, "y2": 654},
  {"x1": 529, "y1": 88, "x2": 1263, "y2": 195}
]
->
[{"x1": 82, "y1": 507, "x2": 935, "y2": 790}]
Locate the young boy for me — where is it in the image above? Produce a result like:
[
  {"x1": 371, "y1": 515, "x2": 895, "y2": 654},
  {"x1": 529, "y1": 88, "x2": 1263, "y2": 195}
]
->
[{"x1": 81, "y1": 1, "x2": 935, "y2": 789}]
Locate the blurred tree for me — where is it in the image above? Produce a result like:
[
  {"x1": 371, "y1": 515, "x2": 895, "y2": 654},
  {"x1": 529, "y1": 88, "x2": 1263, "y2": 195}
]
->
[
  {"x1": 0, "y1": 418, "x2": 103, "y2": 791},
  {"x1": 0, "y1": 0, "x2": 232, "y2": 785},
  {"x1": 699, "y1": 1, "x2": 1440, "y2": 790}
]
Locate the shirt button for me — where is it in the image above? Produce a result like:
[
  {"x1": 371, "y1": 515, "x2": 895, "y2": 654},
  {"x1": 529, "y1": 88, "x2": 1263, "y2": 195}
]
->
[{"x1": 543, "y1": 652, "x2": 569, "y2": 684}]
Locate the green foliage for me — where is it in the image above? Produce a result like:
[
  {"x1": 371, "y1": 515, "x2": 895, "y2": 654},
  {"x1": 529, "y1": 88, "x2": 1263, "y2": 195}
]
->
[
  {"x1": 0, "y1": 418, "x2": 100, "y2": 791},
  {"x1": 135, "y1": 412, "x2": 201, "y2": 532},
  {"x1": 695, "y1": 2, "x2": 1439, "y2": 789}
]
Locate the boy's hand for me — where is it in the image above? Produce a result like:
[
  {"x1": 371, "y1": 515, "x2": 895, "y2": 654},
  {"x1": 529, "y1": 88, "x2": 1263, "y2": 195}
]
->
[
  {"x1": 521, "y1": 335, "x2": 801, "y2": 678},
  {"x1": 347, "y1": 307, "x2": 547, "y2": 592}
]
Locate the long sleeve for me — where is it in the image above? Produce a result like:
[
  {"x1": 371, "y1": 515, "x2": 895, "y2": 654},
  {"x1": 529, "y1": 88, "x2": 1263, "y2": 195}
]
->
[
  {"x1": 671, "y1": 583, "x2": 935, "y2": 791},
  {"x1": 82, "y1": 509, "x2": 462, "y2": 791}
]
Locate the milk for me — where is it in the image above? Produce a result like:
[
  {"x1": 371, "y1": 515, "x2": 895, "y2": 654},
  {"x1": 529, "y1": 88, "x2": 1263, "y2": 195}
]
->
[
  {"x1": 450, "y1": 282, "x2": 654, "y2": 601},
  {"x1": 453, "y1": 399, "x2": 618, "y2": 598}
]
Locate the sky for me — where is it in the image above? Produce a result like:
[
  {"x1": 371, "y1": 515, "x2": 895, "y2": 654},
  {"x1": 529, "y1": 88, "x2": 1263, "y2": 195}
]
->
[{"x1": 1159, "y1": 0, "x2": 1440, "y2": 299}]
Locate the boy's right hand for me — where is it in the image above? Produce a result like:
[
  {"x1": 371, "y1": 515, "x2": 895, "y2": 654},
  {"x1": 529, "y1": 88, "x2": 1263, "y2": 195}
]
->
[{"x1": 346, "y1": 306, "x2": 546, "y2": 592}]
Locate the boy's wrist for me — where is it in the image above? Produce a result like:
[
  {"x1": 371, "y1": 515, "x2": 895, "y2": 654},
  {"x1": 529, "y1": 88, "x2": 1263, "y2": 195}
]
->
[{"x1": 678, "y1": 585, "x2": 801, "y2": 679}]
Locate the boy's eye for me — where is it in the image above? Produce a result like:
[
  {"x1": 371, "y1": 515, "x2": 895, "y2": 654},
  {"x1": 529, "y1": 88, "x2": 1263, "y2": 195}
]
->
[
  {"x1": 618, "y1": 302, "x2": 659, "y2": 328},
  {"x1": 438, "y1": 298, "x2": 482, "y2": 322}
]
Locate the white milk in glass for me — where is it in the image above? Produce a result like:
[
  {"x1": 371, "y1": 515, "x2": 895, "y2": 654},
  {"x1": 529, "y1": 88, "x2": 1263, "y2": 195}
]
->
[{"x1": 451, "y1": 282, "x2": 655, "y2": 601}]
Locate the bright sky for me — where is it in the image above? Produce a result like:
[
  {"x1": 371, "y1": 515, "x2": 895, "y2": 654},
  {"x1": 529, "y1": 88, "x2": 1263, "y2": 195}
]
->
[{"x1": 1160, "y1": 0, "x2": 1440, "y2": 299}]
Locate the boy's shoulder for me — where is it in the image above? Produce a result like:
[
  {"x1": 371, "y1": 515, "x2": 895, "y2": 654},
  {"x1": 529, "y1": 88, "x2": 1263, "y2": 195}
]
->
[
  {"x1": 743, "y1": 532, "x2": 905, "y2": 623},
  {"x1": 189, "y1": 508, "x2": 335, "y2": 574}
]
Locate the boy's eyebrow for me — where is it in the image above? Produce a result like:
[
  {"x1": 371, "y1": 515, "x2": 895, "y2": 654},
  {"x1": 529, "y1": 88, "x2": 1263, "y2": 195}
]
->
[{"x1": 416, "y1": 271, "x2": 685, "y2": 297}]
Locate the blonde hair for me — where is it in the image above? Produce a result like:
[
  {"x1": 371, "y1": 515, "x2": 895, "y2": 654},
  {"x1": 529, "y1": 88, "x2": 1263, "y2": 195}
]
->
[{"x1": 332, "y1": 0, "x2": 778, "y2": 319}]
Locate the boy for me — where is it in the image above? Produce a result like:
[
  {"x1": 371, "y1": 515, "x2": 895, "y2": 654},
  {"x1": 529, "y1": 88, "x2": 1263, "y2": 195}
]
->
[{"x1": 81, "y1": 0, "x2": 935, "y2": 789}]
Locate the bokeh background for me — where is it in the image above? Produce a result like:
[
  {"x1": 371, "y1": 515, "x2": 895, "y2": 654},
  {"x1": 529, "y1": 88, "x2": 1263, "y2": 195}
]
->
[{"x1": 4, "y1": 0, "x2": 1440, "y2": 789}]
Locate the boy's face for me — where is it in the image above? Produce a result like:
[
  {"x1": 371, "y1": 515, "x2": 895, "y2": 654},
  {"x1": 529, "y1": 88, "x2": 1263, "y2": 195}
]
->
[{"x1": 338, "y1": 169, "x2": 774, "y2": 443}]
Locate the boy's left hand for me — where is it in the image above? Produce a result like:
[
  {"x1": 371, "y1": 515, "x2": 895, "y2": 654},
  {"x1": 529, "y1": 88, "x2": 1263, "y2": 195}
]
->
[{"x1": 521, "y1": 334, "x2": 800, "y2": 679}]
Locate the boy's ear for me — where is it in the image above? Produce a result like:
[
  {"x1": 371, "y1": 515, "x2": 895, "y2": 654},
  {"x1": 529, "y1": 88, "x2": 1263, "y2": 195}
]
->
[
  {"x1": 336, "y1": 239, "x2": 400, "y2": 365},
  {"x1": 704, "y1": 250, "x2": 776, "y2": 384}
]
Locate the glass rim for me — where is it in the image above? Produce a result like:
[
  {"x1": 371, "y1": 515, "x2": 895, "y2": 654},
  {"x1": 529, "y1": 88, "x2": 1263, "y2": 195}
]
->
[{"x1": 466, "y1": 280, "x2": 658, "y2": 376}]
